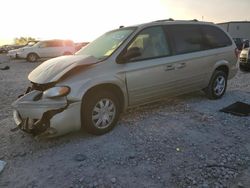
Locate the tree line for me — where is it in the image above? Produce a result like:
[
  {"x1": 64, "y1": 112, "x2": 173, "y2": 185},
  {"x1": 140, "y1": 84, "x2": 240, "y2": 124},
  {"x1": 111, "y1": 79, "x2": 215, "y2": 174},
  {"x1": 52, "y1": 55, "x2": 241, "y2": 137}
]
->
[{"x1": 14, "y1": 37, "x2": 36, "y2": 45}]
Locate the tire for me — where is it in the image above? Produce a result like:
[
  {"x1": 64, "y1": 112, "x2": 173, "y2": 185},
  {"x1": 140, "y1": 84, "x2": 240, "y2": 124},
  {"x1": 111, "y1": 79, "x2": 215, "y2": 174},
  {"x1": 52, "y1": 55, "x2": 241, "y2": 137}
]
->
[
  {"x1": 204, "y1": 70, "x2": 227, "y2": 100},
  {"x1": 27, "y1": 53, "x2": 38, "y2": 62},
  {"x1": 82, "y1": 90, "x2": 120, "y2": 135},
  {"x1": 240, "y1": 64, "x2": 250, "y2": 72}
]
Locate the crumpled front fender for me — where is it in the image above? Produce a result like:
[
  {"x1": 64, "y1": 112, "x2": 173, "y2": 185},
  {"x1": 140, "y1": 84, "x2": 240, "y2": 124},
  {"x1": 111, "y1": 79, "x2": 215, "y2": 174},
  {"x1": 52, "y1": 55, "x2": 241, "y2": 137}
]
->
[
  {"x1": 12, "y1": 90, "x2": 68, "y2": 120},
  {"x1": 12, "y1": 90, "x2": 71, "y2": 136}
]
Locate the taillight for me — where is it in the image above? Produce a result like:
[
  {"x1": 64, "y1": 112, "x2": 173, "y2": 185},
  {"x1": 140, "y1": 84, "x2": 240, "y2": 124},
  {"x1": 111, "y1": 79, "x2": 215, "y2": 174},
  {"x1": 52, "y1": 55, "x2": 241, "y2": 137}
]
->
[{"x1": 235, "y1": 48, "x2": 240, "y2": 58}]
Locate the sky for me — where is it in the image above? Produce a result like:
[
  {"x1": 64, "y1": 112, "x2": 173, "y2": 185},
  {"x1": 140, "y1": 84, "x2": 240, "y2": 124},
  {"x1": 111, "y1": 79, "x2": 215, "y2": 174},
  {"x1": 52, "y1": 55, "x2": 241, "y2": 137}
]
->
[{"x1": 0, "y1": 0, "x2": 249, "y2": 45}]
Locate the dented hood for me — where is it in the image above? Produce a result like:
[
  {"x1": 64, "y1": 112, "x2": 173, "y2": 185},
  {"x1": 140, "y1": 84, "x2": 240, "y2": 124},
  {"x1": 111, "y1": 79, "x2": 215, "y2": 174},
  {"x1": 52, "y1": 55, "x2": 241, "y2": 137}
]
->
[{"x1": 28, "y1": 55, "x2": 98, "y2": 84}]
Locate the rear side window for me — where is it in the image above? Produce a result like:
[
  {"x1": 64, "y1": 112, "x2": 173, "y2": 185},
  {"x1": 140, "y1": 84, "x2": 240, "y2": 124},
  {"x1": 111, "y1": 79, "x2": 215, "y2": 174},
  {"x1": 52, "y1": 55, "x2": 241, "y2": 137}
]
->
[
  {"x1": 201, "y1": 25, "x2": 232, "y2": 49},
  {"x1": 45, "y1": 40, "x2": 63, "y2": 47},
  {"x1": 64, "y1": 40, "x2": 73, "y2": 46},
  {"x1": 166, "y1": 25, "x2": 205, "y2": 55},
  {"x1": 52, "y1": 40, "x2": 63, "y2": 47}
]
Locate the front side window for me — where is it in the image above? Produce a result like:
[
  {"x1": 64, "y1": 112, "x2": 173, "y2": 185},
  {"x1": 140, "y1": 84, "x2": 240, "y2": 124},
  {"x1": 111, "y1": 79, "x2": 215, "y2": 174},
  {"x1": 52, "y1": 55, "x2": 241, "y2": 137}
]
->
[
  {"x1": 126, "y1": 26, "x2": 170, "y2": 61},
  {"x1": 76, "y1": 28, "x2": 136, "y2": 60}
]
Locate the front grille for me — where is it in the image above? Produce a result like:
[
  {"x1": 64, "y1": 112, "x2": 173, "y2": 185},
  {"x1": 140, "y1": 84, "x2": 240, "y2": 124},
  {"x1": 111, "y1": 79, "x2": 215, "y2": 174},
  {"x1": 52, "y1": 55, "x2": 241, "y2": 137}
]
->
[{"x1": 239, "y1": 57, "x2": 248, "y2": 63}]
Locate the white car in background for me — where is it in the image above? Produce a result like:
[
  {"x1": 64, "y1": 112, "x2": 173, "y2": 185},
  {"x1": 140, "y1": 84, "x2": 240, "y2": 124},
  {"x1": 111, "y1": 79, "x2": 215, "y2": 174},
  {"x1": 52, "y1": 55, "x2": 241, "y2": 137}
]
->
[
  {"x1": 10, "y1": 39, "x2": 75, "y2": 62},
  {"x1": 7, "y1": 41, "x2": 39, "y2": 59}
]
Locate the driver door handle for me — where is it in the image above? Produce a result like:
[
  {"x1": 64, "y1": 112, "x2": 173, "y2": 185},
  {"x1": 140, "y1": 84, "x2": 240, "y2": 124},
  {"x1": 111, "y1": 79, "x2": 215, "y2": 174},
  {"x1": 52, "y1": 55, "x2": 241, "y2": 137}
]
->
[{"x1": 165, "y1": 64, "x2": 174, "y2": 71}]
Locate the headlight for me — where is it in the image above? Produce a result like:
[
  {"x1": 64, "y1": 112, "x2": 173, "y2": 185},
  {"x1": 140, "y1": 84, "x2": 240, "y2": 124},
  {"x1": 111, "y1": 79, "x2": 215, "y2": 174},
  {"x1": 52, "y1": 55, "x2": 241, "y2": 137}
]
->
[{"x1": 43, "y1": 86, "x2": 70, "y2": 98}]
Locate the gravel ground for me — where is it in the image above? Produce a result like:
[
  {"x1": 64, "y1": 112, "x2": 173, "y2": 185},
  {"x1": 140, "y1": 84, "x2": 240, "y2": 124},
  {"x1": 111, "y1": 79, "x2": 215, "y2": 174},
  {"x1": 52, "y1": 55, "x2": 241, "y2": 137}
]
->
[{"x1": 0, "y1": 54, "x2": 250, "y2": 188}]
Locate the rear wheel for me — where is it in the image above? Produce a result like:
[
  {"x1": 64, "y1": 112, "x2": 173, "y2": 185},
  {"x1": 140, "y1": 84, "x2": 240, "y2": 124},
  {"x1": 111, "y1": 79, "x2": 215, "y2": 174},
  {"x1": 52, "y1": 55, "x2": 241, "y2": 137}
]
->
[
  {"x1": 27, "y1": 53, "x2": 38, "y2": 62},
  {"x1": 204, "y1": 70, "x2": 227, "y2": 99},
  {"x1": 82, "y1": 90, "x2": 120, "y2": 135}
]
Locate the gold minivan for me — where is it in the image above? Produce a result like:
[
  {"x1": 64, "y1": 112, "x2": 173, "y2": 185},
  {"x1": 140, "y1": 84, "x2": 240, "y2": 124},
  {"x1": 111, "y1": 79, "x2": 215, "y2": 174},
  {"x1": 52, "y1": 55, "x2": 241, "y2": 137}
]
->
[{"x1": 12, "y1": 20, "x2": 238, "y2": 137}]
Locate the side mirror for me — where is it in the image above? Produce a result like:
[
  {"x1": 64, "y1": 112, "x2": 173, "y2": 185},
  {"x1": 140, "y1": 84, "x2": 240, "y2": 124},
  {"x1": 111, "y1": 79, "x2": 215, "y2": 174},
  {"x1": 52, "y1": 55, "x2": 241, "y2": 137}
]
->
[{"x1": 117, "y1": 47, "x2": 141, "y2": 64}]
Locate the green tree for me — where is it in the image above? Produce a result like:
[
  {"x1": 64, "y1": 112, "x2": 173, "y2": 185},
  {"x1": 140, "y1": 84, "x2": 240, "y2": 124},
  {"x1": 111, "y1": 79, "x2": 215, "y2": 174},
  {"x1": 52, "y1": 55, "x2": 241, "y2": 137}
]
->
[{"x1": 14, "y1": 37, "x2": 36, "y2": 45}]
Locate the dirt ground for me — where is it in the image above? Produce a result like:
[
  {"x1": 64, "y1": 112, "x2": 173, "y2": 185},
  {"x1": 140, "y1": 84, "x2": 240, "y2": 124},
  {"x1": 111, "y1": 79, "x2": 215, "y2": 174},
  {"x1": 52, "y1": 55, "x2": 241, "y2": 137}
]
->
[{"x1": 0, "y1": 54, "x2": 250, "y2": 188}]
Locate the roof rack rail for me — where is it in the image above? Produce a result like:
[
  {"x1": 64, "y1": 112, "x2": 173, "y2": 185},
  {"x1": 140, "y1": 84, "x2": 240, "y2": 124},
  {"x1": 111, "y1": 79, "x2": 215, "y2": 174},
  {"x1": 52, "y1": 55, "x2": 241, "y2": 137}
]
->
[
  {"x1": 153, "y1": 18, "x2": 174, "y2": 22},
  {"x1": 174, "y1": 19, "x2": 199, "y2": 22}
]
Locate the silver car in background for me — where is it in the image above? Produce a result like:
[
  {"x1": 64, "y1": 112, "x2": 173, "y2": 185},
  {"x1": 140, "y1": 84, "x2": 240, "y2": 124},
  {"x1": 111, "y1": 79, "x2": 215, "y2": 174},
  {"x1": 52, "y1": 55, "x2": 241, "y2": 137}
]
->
[
  {"x1": 9, "y1": 40, "x2": 75, "y2": 62},
  {"x1": 239, "y1": 47, "x2": 250, "y2": 71},
  {"x1": 12, "y1": 20, "x2": 238, "y2": 137}
]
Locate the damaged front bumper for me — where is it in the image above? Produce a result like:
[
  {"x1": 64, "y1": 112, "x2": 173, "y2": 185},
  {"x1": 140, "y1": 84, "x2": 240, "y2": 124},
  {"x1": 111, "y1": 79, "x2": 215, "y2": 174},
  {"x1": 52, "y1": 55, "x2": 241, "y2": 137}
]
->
[{"x1": 12, "y1": 89, "x2": 82, "y2": 137}]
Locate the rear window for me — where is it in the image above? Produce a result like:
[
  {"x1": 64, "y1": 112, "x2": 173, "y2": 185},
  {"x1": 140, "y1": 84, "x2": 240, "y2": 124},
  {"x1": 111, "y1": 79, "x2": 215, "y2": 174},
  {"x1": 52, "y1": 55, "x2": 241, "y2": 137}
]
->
[{"x1": 200, "y1": 25, "x2": 232, "y2": 48}]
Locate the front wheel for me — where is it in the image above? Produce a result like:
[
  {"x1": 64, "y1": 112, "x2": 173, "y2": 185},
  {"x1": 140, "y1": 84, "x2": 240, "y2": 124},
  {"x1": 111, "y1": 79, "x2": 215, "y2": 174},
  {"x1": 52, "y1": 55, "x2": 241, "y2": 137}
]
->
[
  {"x1": 27, "y1": 53, "x2": 38, "y2": 62},
  {"x1": 203, "y1": 70, "x2": 227, "y2": 100},
  {"x1": 82, "y1": 90, "x2": 120, "y2": 135}
]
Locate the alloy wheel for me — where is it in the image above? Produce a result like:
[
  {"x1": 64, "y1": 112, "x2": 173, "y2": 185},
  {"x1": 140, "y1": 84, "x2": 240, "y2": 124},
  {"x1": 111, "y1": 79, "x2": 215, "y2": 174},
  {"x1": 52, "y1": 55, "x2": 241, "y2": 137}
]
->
[
  {"x1": 91, "y1": 98, "x2": 116, "y2": 129},
  {"x1": 213, "y1": 75, "x2": 226, "y2": 96}
]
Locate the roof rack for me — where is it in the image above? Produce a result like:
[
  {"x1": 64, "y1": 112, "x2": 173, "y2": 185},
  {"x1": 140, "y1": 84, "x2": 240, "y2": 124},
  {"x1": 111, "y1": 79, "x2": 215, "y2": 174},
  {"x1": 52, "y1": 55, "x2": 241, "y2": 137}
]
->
[
  {"x1": 153, "y1": 18, "x2": 199, "y2": 23},
  {"x1": 153, "y1": 18, "x2": 174, "y2": 22}
]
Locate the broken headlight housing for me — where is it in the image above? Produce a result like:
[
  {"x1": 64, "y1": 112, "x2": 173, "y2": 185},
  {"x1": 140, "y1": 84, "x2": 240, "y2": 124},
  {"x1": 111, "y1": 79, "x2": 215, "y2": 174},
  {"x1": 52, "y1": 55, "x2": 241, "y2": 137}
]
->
[{"x1": 43, "y1": 86, "x2": 70, "y2": 98}]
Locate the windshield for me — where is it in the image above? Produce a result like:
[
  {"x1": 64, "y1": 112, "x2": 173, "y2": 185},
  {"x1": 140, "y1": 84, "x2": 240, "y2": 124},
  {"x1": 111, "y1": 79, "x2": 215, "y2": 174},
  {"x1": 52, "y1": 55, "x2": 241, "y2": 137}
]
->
[
  {"x1": 33, "y1": 41, "x2": 42, "y2": 47},
  {"x1": 27, "y1": 41, "x2": 38, "y2": 46},
  {"x1": 76, "y1": 27, "x2": 136, "y2": 60}
]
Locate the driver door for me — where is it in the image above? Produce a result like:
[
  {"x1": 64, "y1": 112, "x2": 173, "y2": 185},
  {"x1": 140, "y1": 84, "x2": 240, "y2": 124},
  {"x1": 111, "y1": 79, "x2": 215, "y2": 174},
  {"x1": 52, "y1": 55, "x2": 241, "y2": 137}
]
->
[{"x1": 121, "y1": 26, "x2": 177, "y2": 105}]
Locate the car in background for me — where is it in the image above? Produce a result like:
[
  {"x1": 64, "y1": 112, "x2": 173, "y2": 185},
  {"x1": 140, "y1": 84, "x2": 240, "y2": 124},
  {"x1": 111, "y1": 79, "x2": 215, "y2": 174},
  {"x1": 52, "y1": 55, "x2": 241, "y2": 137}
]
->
[
  {"x1": 7, "y1": 41, "x2": 40, "y2": 59},
  {"x1": 233, "y1": 38, "x2": 245, "y2": 50},
  {"x1": 75, "y1": 42, "x2": 89, "y2": 51},
  {"x1": 0, "y1": 45, "x2": 12, "y2": 53},
  {"x1": 239, "y1": 47, "x2": 250, "y2": 71},
  {"x1": 0, "y1": 46, "x2": 7, "y2": 53},
  {"x1": 242, "y1": 40, "x2": 249, "y2": 49},
  {"x1": 12, "y1": 20, "x2": 238, "y2": 137},
  {"x1": 13, "y1": 39, "x2": 75, "y2": 62},
  {"x1": 233, "y1": 38, "x2": 249, "y2": 50}
]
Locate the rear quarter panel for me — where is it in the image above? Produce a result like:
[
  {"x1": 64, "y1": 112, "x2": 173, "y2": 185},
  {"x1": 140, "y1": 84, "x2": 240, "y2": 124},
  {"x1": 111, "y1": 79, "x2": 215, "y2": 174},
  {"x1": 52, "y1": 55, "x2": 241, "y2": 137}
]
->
[{"x1": 202, "y1": 46, "x2": 237, "y2": 87}]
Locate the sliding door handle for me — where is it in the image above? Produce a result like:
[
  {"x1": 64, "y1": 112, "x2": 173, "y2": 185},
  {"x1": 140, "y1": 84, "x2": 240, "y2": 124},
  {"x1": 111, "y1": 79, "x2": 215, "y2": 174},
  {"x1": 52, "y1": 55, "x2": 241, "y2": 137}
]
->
[{"x1": 176, "y1": 62, "x2": 186, "y2": 69}]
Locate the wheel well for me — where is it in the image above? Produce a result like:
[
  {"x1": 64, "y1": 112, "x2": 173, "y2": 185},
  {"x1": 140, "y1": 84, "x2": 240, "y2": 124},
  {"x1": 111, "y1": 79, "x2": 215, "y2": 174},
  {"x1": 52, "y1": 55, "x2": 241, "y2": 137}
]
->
[
  {"x1": 27, "y1": 52, "x2": 39, "y2": 58},
  {"x1": 215, "y1": 65, "x2": 229, "y2": 76},
  {"x1": 83, "y1": 84, "x2": 125, "y2": 110}
]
